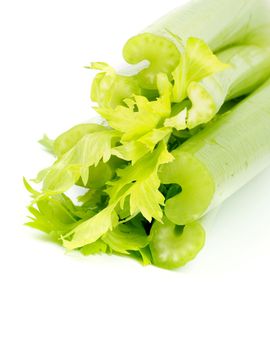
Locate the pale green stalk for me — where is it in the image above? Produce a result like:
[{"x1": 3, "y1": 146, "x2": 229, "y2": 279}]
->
[
  {"x1": 183, "y1": 45, "x2": 270, "y2": 129},
  {"x1": 159, "y1": 78, "x2": 270, "y2": 225},
  {"x1": 122, "y1": 0, "x2": 270, "y2": 89},
  {"x1": 144, "y1": 0, "x2": 270, "y2": 50}
]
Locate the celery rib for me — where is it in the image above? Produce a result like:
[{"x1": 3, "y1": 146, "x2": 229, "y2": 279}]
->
[
  {"x1": 25, "y1": 0, "x2": 270, "y2": 269},
  {"x1": 150, "y1": 216, "x2": 205, "y2": 269},
  {"x1": 160, "y1": 78, "x2": 270, "y2": 225},
  {"x1": 186, "y1": 45, "x2": 270, "y2": 129},
  {"x1": 122, "y1": 0, "x2": 270, "y2": 91}
]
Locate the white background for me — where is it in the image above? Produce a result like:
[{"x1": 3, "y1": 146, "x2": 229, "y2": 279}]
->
[{"x1": 1, "y1": 0, "x2": 270, "y2": 349}]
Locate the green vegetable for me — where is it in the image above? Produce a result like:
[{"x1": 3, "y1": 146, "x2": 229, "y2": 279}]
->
[
  {"x1": 160, "y1": 78, "x2": 270, "y2": 225},
  {"x1": 123, "y1": 0, "x2": 270, "y2": 89},
  {"x1": 63, "y1": 142, "x2": 173, "y2": 251},
  {"x1": 102, "y1": 221, "x2": 149, "y2": 255},
  {"x1": 25, "y1": 0, "x2": 270, "y2": 269},
  {"x1": 184, "y1": 45, "x2": 270, "y2": 129},
  {"x1": 150, "y1": 216, "x2": 205, "y2": 269},
  {"x1": 36, "y1": 125, "x2": 121, "y2": 196},
  {"x1": 89, "y1": 62, "x2": 141, "y2": 108},
  {"x1": 144, "y1": 0, "x2": 270, "y2": 50}
]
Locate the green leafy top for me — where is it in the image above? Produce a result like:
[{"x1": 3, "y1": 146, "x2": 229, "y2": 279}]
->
[
  {"x1": 63, "y1": 142, "x2": 173, "y2": 250},
  {"x1": 25, "y1": 33, "x2": 230, "y2": 268}
]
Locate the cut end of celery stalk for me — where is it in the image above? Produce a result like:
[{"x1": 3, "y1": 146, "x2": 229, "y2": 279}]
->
[
  {"x1": 159, "y1": 150, "x2": 215, "y2": 225},
  {"x1": 122, "y1": 33, "x2": 180, "y2": 89},
  {"x1": 150, "y1": 216, "x2": 205, "y2": 269}
]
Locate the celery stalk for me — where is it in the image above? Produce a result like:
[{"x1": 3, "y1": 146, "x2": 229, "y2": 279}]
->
[
  {"x1": 25, "y1": 0, "x2": 270, "y2": 269},
  {"x1": 123, "y1": 0, "x2": 270, "y2": 89},
  {"x1": 218, "y1": 46, "x2": 270, "y2": 100},
  {"x1": 185, "y1": 45, "x2": 270, "y2": 129},
  {"x1": 159, "y1": 78, "x2": 270, "y2": 225},
  {"x1": 144, "y1": 0, "x2": 270, "y2": 51},
  {"x1": 149, "y1": 208, "x2": 219, "y2": 269},
  {"x1": 149, "y1": 216, "x2": 205, "y2": 269}
]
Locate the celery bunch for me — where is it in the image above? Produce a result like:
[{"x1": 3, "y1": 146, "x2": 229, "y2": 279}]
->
[{"x1": 25, "y1": 0, "x2": 270, "y2": 269}]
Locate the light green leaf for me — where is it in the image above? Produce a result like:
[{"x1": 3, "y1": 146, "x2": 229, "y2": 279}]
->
[
  {"x1": 63, "y1": 205, "x2": 118, "y2": 250},
  {"x1": 138, "y1": 127, "x2": 172, "y2": 150},
  {"x1": 138, "y1": 246, "x2": 153, "y2": 266},
  {"x1": 64, "y1": 143, "x2": 173, "y2": 251},
  {"x1": 112, "y1": 141, "x2": 149, "y2": 164},
  {"x1": 77, "y1": 188, "x2": 107, "y2": 210},
  {"x1": 108, "y1": 142, "x2": 174, "y2": 222},
  {"x1": 42, "y1": 128, "x2": 120, "y2": 194},
  {"x1": 90, "y1": 62, "x2": 141, "y2": 108},
  {"x1": 26, "y1": 194, "x2": 93, "y2": 238},
  {"x1": 96, "y1": 97, "x2": 161, "y2": 142},
  {"x1": 129, "y1": 173, "x2": 165, "y2": 222},
  {"x1": 80, "y1": 239, "x2": 108, "y2": 256},
  {"x1": 23, "y1": 177, "x2": 41, "y2": 198},
  {"x1": 96, "y1": 74, "x2": 172, "y2": 142},
  {"x1": 111, "y1": 127, "x2": 172, "y2": 164},
  {"x1": 164, "y1": 109, "x2": 187, "y2": 130},
  {"x1": 102, "y1": 221, "x2": 149, "y2": 254},
  {"x1": 172, "y1": 37, "x2": 228, "y2": 102},
  {"x1": 39, "y1": 135, "x2": 55, "y2": 155},
  {"x1": 54, "y1": 124, "x2": 106, "y2": 157}
]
